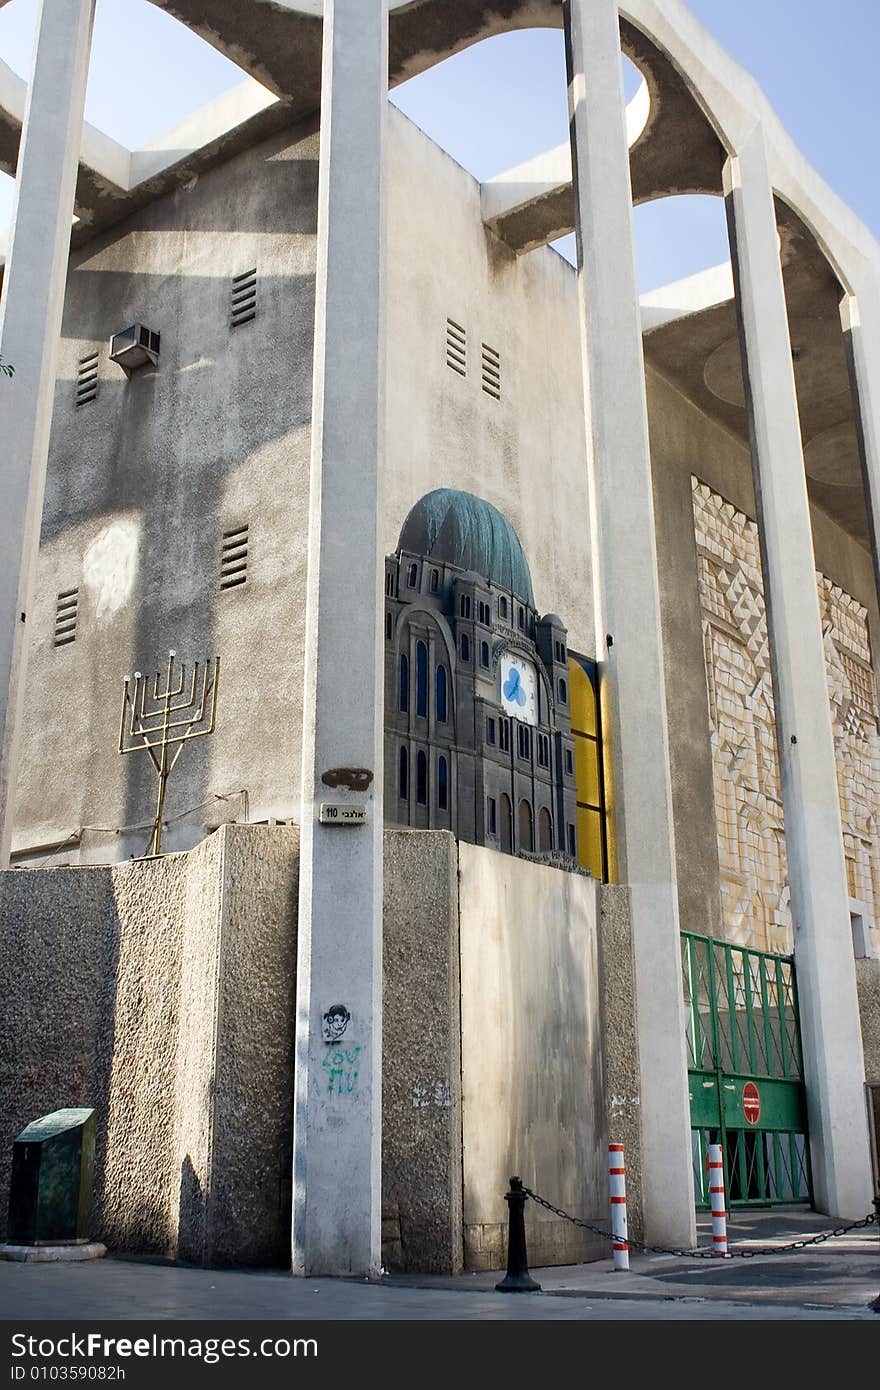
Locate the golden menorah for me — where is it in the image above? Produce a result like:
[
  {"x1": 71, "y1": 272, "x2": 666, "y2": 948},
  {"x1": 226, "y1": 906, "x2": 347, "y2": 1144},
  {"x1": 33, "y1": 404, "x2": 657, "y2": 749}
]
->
[{"x1": 119, "y1": 650, "x2": 220, "y2": 857}]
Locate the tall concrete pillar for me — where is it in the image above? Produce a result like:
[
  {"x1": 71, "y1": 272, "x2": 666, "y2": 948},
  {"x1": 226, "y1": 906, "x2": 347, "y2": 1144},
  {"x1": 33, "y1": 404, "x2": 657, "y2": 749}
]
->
[
  {"x1": 841, "y1": 280, "x2": 880, "y2": 607},
  {"x1": 564, "y1": 0, "x2": 695, "y2": 1247},
  {"x1": 292, "y1": 0, "x2": 387, "y2": 1276},
  {"x1": 724, "y1": 130, "x2": 873, "y2": 1217},
  {"x1": 0, "y1": 0, "x2": 96, "y2": 867}
]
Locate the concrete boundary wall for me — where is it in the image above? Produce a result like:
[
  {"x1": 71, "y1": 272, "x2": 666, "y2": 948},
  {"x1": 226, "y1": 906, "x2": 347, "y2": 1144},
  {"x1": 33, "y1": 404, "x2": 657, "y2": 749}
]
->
[
  {"x1": 2, "y1": 825, "x2": 619, "y2": 1271},
  {"x1": 0, "y1": 824, "x2": 299, "y2": 1266},
  {"x1": 458, "y1": 843, "x2": 606, "y2": 1270}
]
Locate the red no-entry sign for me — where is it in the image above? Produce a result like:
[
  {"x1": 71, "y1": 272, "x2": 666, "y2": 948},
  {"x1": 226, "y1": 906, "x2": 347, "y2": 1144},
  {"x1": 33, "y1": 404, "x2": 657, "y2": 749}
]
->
[{"x1": 742, "y1": 1081, "x2": 761, "y2": 1125}]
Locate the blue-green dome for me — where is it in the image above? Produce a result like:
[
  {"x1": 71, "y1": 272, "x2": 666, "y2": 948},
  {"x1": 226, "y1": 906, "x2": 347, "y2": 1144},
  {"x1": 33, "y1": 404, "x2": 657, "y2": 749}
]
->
[{"x1": 398, "y1": 489, "x2": 535, "y2": 606}]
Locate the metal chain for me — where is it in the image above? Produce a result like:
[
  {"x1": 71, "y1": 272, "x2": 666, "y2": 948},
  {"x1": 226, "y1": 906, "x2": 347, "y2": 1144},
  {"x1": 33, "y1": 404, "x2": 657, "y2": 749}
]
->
[{"x1": 522, "y1": 1186, "x2": 877, "y2": 1260}]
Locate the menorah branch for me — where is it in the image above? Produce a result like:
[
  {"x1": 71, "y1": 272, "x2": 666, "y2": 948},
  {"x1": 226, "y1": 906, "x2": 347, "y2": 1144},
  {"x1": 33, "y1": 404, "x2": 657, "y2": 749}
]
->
[{"x1": 118, "y1": 651, "x2": 220, "y2": 857}]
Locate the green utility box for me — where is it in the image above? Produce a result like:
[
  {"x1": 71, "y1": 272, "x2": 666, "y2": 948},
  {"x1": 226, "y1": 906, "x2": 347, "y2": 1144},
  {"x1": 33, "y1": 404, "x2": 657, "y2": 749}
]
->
[{"x1": 7, "y1": 1108, "x2": 96, "y2": 1245}]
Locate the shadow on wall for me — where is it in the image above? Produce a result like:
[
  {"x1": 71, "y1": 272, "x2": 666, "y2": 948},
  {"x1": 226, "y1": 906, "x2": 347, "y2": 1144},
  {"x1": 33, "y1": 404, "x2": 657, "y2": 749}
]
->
[{"x1": 178, "y1": 1154, "x2": 207, "y2": 1264}]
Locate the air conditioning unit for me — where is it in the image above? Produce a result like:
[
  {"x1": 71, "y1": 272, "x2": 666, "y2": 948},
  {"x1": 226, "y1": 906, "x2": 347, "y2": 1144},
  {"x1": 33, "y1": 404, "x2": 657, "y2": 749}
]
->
[{"x1": 109, "y1": 324, "x2": 160, "y2": 374}]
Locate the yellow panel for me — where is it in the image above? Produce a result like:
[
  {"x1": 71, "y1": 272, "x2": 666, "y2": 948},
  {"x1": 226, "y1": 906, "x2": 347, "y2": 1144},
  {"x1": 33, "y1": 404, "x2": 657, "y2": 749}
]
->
[
  {"x1": 568, "y1": 657, "x2": 597, "y2": 738},
  {"x1": 574, "y1": 736, "x2": 600, "y2": 807},
  {"x1": 577, "y1": 806, "x2": 604, "y2": 880}
]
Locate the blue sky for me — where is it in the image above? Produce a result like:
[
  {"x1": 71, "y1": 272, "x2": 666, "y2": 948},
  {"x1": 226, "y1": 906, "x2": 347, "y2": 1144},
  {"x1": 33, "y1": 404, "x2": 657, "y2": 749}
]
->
[{"x1": 0, "y1": 0, "x2": 877, "y2": 292}]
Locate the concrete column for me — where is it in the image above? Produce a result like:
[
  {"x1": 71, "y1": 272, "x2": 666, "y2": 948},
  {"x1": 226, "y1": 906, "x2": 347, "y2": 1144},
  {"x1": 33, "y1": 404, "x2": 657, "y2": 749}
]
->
[
  {"x1": 841, "y1": 279, "x2": 880, "y2": 609},
  {"x1": 292, "y1": 0, "x2": 387, "y2": 1276},
  {"x1": 564, "y1": 0, "x2": 695, "y2": 1247},
  {"x1": 0, "y1": 0, "x2": 96, "y2": 867},
  {"x1": 724, "y1": 130, "x2": 873, "y2": 1218}
]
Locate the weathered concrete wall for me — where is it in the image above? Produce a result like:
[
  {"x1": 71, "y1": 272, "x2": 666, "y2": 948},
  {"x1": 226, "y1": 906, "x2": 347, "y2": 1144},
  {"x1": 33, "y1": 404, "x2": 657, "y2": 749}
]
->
[
  {"x1": 0, "y1": 824, "x2": 298, "y2": 1265},
  {"x1": 458, "y1": 843, "x2": 605, "y2": 1270},
  {"x1": 382, "y1": 830, "x2": 462, "y2": 1273},
  {"x1": 12, "y1": 116, "x2": 320, "y2": 865}
]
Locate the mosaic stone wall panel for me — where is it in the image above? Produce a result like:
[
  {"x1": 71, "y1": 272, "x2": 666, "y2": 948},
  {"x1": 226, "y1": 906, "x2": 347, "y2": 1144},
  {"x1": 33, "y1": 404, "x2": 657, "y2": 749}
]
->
[{"x1": 692, "y1": 477, "x2": 880, "y2": 955}]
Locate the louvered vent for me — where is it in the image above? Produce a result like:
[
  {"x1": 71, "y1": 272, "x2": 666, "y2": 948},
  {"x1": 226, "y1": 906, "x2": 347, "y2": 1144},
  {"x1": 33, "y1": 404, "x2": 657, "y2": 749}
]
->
[
  {"x1": 481, "y1": 342, "x2": 501, "y2": 400},
  {"x1": 446, "y1": 318, "x2": 466, "y2": 377},
  {"x1": 231, "y1": 268, "x2": 257, "y2": 328},
  {"x1": 54, "y1": 588, "x2": 79, "y2": 647},
  {"x1": 220, "y1": 525, "x2": 249, "y2": 590},
  {"x1": 75, "y1": 351, "x2": 99, "y2": 407}
]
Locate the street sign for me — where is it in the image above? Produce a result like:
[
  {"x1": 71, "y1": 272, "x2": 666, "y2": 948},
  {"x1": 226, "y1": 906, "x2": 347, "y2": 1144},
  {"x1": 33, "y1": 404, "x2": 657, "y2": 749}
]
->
[
  {"x1": 319, "y1": 803, "x2": 367, "y2": 825},
  {"x1": 742, "y1": 1081, "x2": 761, "y2": 1125}
]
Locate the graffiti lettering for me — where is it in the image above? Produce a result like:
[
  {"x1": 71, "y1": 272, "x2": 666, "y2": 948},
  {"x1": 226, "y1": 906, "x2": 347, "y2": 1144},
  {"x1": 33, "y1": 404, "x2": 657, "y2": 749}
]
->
[{"x1": 322, "y1": 1045, "x2": 362, "y2": 1096}]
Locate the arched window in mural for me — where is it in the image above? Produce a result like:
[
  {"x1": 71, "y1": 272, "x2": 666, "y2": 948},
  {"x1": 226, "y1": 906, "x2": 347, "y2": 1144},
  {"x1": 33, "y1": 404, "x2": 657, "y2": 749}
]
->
[
  {"x1": 416, "y1": 749, "x2": 427, "y2": 805},
  {"x1": 519, "y1": 799, "x2": 534, "y2": 852},
  {"x1": 438, "y1": 755, "x2": 448, "y2": 811},
  {"x1": 430, "y1": 568, "x2": 439, "y2": 593},
  {"x1": 407, "y1": 563, "x2": 418, "y2": 588},
  {"x1": 385, "y1": 612, "x2": 392, "y2": 641},
  {"x1": 539, "y1": 806, "x2": 553, "y2": 852},
  {"x1": 499, "y1": 596, "x2": 508, "y2": 621},
  {"x1": 500, "y1": 793, "x2": 512, "y2": 853},
  {"x1": 399, "y1": 745, "x2": 408, "y2": 800},
  {"x1": 399, "y1": 652, "x2": 409, "y2": 712},
  {"x1": 480, "y1": 640, "x2": 490, "y2": 668},
  {"x1": 416, "y1": 640, "x2": 428, "y2": 717},
  {"x1": 558, "y1": 677, "x2": 568, "y2": 705},
  {"x1": 460, "y1": 633, "x2": 470, "y2": 662},
  {"x1": 436, "y1": 664, "x2": 448, "y2": 723}
]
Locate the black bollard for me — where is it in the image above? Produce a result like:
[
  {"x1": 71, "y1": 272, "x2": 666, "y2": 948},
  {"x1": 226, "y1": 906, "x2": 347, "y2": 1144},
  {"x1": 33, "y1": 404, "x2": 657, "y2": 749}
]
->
[{"x1": 496, "y1": 1176, "x2": 542, "y2": 1292}]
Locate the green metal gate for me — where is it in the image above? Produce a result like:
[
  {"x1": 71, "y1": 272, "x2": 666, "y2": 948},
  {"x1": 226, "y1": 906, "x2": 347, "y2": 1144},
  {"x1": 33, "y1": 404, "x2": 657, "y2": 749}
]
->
[{"x1": 682, "y1": 932, "x2": 812, "y2": 1206}]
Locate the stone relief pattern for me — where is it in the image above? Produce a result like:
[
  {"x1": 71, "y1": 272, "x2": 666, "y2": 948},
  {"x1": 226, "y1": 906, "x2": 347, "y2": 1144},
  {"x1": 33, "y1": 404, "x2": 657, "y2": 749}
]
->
[{"x1": 692, "y1": 478, "x2": 880, "y2": 956}]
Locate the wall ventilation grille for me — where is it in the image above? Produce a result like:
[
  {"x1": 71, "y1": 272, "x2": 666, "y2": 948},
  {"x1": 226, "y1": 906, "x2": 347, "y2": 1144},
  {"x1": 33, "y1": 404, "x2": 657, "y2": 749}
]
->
[
  {"x1": 446, "y1": 318, "x2": 467, "y2": 377},
  {"x1": 220, "y1": 525, "x2": 249, "y2": 590},
  {"x1": 54, "y1": 589, "x2": 79, "y2": 647},
  {"x1": 481, "y1": 342, "x2": 501, "y2": 400},
  {"x1": 231, "y1": 269, "x2": 257, "y2": 328},
  {"x1": 75, "y1": 352, "x2": 99, "y2": 407}
]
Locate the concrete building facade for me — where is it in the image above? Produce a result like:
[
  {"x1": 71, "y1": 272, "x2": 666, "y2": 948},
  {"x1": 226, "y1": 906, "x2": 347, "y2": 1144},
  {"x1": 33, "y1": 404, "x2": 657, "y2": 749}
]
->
[{"x1": 0, "y1": 0, "x2": 878, "y2": 1274}]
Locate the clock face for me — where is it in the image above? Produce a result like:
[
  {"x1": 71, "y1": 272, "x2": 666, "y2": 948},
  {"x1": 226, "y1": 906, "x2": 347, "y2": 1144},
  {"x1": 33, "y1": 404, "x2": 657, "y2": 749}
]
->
[{"x1": 499, "y1": 652, "x2": 538, "y2": 727}]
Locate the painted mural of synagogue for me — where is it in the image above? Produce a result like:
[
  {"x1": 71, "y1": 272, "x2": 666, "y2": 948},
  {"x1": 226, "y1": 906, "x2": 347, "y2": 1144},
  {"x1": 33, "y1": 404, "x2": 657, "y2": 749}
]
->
[{"x1": 384, "y1": 488, "x2": 582, "y2": 861}]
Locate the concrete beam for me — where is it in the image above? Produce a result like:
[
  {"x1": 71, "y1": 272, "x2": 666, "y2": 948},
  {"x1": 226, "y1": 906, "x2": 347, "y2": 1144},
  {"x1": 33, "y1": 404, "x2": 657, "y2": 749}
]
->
[
  {"x1": 640, "y1": 261, "x2": 734, "y2": 332},
  {"x1": 724, "y1": 130, "x2": 874, "y2": 1219},
  {"x1": 129, "y1": 77, "x2": 277, "y2": 185},
  {"x1": 0, "y1": 0, "x2": 97, "y2": 865},
  {"x1": 480, "y1": 80, "x2": 649, "y2": 254},
  {"x1": 566, "y1": 0, "x2": 695, "y2": 1249},
  {"x1": 292, "y1": 0, "x2": 386, "y2": 1277}
]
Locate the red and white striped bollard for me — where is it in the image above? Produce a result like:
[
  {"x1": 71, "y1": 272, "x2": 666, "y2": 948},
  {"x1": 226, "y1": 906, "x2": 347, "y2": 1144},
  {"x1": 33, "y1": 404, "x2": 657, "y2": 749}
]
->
[
  {"x1": 608, "y1": 1143, "x2": 629, "y2": 1271},
  {"x1": 707, "y1": 1142, "x2": 729, "y2": 1257}
]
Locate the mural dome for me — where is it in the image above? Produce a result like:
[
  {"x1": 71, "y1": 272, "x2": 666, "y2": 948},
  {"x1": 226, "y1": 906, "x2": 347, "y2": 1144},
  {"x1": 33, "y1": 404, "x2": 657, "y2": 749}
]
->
[{"x1": 397, "y1": 488, "x2": 535, "y2": 606}]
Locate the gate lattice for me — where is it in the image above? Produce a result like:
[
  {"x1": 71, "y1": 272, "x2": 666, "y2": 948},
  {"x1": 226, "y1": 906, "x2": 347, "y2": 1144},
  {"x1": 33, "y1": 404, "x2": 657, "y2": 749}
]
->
[{"x1": 681, "y1": 932, "x2": 812, "y2": 1206}]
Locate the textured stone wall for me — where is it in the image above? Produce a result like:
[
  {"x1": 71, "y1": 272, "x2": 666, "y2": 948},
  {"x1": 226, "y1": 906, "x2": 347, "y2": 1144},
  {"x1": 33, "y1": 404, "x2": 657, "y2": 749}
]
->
[
  {"x1": 382, "y1": 831, "x2": 462, "y2": 1273},
  {"x1": 0, "y1": 825, "x2": 298, "y2": 1266},
  {"x1": 597, "y1": 885, "x2": 644, "y2": 1242},
  {"x1": 857, "y1": 957, "x2": 880, "y2": 1086},
  {"x1": 692, "y1": 478, "x2": 880, "y2": 958}
]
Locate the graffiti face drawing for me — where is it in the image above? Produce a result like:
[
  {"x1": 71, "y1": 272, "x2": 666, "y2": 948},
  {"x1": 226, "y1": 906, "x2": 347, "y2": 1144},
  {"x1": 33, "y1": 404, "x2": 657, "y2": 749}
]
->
[{"x1": 322, "y1": 1004, "x2": 351, "y2": 1043}]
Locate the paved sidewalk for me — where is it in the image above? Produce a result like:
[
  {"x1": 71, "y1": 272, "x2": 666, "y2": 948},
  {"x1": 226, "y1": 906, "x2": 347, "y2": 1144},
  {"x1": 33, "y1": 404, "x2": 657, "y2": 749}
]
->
[{"x1": 1, "y1": 1209, "x2": 877, "y2": 1321}]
